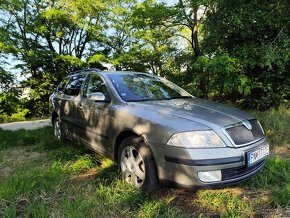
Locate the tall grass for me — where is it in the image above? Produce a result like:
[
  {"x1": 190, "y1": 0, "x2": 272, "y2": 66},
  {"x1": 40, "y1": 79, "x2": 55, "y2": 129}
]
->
[
  {"x1": 245, "y1": 157, "x2": 290, "y2": 207},
  {"x1": 251, "y1": 106, "x2": 290, "y2": 146}
]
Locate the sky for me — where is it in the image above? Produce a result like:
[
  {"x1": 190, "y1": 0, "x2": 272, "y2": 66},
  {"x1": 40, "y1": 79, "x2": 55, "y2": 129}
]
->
[
  {"x1": 3, "y1": 0, "x2": 180, "y2": 82},
  {"x1": 159, "y1": 0, "x2": 178, "y2": 6}
]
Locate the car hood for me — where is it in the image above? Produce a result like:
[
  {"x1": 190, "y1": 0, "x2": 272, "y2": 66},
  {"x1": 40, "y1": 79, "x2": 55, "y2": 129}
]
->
[{"x1": 128, "y1": 98, "x2": 253, "y2": 128}]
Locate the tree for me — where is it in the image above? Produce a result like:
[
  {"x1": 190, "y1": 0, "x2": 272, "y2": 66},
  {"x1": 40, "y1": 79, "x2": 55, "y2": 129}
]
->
[
  {"x1": 0, "y1": 0, "x2": 108, "y2": 115},
  {"x1": 97, "y1": 0, "x2": 137, "y2": 71},
  {"x1": 0, "y1": 70, "x2": 14, "y2": 92},
  {"x1": 99, "y1": 0, "x2": 180, "y2": 76},
  {"x1": 129, "y1": 0, "x2": 179, "y2": 76},
  {"x1": 203, "y1": 0, "x2": 290, "y2": 109},
  {"x1": 160, "y1": 0, "x2": 217, "y2": 97}
]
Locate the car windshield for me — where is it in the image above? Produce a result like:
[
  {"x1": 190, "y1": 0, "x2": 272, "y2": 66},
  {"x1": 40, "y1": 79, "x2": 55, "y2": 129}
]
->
[{"x1": 107, "y1": 73, "x2": 192, "y2": 102}]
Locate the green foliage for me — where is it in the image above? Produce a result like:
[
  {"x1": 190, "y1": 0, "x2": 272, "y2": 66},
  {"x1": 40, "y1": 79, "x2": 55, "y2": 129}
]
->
[
  {"x1": 0, "y1": 0, "x2": 289, "y2": 117},
  {"x1": 0, "y1": 70, "x2": 14, "y2": 92},
  {"x1": 0, "y1": 91, "x2": 20, "y2": 116},
  {"x1": 190, "y1": 54, "x2": 248, "y2": 99},
  {"x1": 0, "y1": 69, "x2": 24, "y2": 119},
  {"x1": 203, "y1": 0, "x2": 290, "y2": 109},
  {"x1": 88, "y1": 53, "x2": 108, "y2": 64},
  {"x1": 0, "y1": 109, "x2": 29, "y2": 123},
  {"x1": 0, "y1": 0, "x2": 108, "y2": 117}
]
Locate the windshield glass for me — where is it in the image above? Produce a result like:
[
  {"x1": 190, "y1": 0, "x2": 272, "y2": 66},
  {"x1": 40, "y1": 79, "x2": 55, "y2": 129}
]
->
[{"x1": 107, "y1": 73, "x2": 192, "y2": 102}]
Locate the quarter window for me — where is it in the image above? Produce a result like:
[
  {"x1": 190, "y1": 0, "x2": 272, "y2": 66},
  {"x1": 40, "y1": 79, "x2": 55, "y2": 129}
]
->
[{"x1": 56, "y1": 78, "x2": 69, "y2": 94}]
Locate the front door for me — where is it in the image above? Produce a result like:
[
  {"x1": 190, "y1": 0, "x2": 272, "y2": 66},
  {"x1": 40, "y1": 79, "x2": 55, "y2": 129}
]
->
[{"x1": 76, "y1": 74, "x2": 112, "y2": 154}]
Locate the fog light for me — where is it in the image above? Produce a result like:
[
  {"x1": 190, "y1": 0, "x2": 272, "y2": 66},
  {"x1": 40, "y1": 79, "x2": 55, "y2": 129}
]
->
[{"x1": 198, "y1": 170, "x2": 222, "y2": 182}]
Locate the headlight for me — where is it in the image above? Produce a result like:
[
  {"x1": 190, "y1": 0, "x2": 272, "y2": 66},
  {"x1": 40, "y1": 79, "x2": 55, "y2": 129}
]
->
[{"x1": 167, "y1": 130, "x2": 226, "y2": 148}]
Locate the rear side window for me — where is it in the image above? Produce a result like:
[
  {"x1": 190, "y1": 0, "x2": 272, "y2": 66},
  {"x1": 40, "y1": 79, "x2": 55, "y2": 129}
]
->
[{"x1": 64, "y1": 74, "x2": 86, "y2": 96}]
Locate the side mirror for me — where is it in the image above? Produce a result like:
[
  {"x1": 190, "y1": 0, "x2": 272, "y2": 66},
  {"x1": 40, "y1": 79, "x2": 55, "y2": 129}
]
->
[{"x1": 87, "y1": 92, "x2": 110, "y2": 102}]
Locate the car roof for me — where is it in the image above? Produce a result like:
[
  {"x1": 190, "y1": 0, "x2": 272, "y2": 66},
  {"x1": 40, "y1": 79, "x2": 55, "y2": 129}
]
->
[{"x1": 68, "y1": 68, "x2": 150, "y2": 77}]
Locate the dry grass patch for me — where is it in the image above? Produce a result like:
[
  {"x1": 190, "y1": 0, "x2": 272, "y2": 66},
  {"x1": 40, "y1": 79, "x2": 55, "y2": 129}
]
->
[
  {"x1": 69, "y1": 168, "x2": 99, "y2": 184},
  {"x1": 271, "y1": 144, "x2": 290, "y2": 159},
  {"x1": 0, "y1": 147, "x2": 47, "y2": 181}
]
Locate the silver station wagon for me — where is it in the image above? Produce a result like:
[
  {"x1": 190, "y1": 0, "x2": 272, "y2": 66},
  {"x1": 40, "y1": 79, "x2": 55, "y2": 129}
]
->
[{"x1": 49, "y1": 69, "x2": 269, "y2": 191}]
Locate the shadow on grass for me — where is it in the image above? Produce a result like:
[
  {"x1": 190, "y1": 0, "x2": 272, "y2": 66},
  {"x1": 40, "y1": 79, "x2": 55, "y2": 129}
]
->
[
  {"x1": 3, "y1": 127, "x2": 288, "y2": 217},
  {"x1": 0, "y1": 126, "x2": 101, "y2": 163},
  {"x1": 0, "y1": 127, "x2": 185, "y2": 217}
]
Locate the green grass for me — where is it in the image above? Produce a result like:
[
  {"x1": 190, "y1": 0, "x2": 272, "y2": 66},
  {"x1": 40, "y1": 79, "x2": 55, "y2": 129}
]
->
[
  {"x1": 0, "y1": 156, "x2": 183, "y2": 217},
  {"x1": 251, "y1": 106, "x2": 290, "y2": 146},
  {"x1": 196, "y1": 189, "x2": 255, "y2": 217},
  {"x1": 0, "y1": 126, "x2": 55, "y2": 151},
  {"x1": 0, "y1": 127, "x2": 183, "y2": 217},
  {"x1": 245, "y1": 157, "x2": 290, "y2": 207},
  {"x1": 0, "y1": 108, "x2": 289, "y2": 217}
]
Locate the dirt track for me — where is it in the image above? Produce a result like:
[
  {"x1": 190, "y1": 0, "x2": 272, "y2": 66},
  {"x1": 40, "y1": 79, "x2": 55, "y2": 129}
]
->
[{"x1": 0, "y1": 119, "x2": 50, "y2": 131}]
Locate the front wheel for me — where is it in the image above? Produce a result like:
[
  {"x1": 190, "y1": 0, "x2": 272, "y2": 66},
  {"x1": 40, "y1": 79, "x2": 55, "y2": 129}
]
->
[{"x1": 117, "y1": 137, "x2": 159, "y2": 192}]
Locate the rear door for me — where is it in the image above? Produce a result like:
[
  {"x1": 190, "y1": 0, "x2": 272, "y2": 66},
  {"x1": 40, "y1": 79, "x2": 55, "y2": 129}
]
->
[
  {"x1": 61, "y1": 74, "x2": 86, "y2": 138},
  {"x1": 51, "y1": 77, "x2": 70, "y2": 115}
]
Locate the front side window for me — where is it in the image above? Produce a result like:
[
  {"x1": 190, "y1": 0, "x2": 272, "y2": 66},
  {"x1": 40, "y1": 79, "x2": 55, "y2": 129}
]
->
[
  {"x1": 64, "y1": 74, "x2": 86, "y2": 96},
  {"x1": 83, "y1": 74, "x2": 110, "y2": 99},
  {"x1": 107, "y1": 73, "x2": 192, "y2": 102}
]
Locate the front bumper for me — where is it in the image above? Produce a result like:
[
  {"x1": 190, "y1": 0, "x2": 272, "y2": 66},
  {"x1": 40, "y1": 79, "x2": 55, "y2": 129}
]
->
[{"x1": 150, "y1": 138, "x2": 268, "y2": 188}]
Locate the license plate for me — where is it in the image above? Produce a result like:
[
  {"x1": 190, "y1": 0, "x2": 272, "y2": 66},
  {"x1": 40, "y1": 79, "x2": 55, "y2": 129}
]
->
[{"x1": 247, "y1": 144, "x2": 269, "y2": 166}]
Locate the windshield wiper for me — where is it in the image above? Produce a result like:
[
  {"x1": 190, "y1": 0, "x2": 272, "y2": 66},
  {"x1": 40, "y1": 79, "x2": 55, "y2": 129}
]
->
[
  {"x1": 127, "y1": 96, "x2": 193, "y2": 102},
  {"x1": 168, "y1": 96, "x2": 193, "y2": 99},
  {"x1": 126, "y1": 99, "x2": 153, "y2": 102}
]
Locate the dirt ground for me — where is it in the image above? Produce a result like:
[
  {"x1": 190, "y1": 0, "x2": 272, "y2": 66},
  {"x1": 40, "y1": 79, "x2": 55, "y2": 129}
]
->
[{"x1": 0, "y1": 119, "x2": 50, "y2": 131}]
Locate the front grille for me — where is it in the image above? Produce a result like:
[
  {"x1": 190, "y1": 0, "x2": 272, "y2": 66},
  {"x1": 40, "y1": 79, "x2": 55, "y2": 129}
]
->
[
  {"x1": 222, "y1": 159, "x2": 265, "y2": 181},
  {"x1": 225, "y1": 120, "x2": 264, "y2": 146}
]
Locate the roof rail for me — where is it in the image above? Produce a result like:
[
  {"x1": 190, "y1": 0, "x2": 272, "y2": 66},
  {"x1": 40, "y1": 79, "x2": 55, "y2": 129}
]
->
[{"x1": 68, "y1": 68, "x2": 101, "y2": 75}]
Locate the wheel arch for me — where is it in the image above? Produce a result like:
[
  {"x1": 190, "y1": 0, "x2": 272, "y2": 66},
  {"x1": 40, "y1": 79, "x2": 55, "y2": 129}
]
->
[
  {"x1": 114, "y1": 129, "x2": 160, "y2": 189},
  {"x1": 113, "y1": 130, "x2": 140, "y2": 161},
  {"x1": 51, "y1": 111, "x2": 59, "y2": 125},
  {"x1": 113, "y1": 129, "x2": 156, "y2": 163}
]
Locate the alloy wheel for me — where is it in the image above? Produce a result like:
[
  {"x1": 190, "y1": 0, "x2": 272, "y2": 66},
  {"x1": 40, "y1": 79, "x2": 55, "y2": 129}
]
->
[
  {"x1": 120, "y1": 146, "x2": 146, "y2": 188},
  {"x1": 54, "y1": 119, "x2": 61, "y2": 141}
]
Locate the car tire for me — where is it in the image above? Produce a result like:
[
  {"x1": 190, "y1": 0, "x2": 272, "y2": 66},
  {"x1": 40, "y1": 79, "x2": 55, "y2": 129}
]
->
[
  {"x1": 117, "y1": 136, "x2": 159, "y2": 192},
  {"x1": 53, "y1": 117, "x2": 66, "y2": 142}
]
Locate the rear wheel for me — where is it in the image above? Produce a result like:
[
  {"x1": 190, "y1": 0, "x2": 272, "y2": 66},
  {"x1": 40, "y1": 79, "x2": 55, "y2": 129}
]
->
[
  {"x1": 117, "y1": 137, "x2": 159, "y2": 192},
  {"x1": 53, "y1": 117, "x2": 66, "y2": 142}
]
